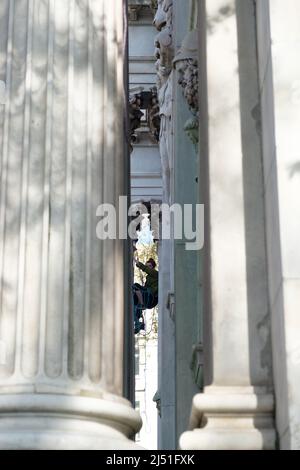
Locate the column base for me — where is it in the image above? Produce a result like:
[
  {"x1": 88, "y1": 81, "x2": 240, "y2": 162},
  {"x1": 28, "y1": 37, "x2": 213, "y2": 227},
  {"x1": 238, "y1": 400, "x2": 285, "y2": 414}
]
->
[
  {"x1": 0, "y1": 394, "x2": 142, "y2": 450},
  {"x1": 179, "y1": 387, "x2": 276, "y2": 450}
]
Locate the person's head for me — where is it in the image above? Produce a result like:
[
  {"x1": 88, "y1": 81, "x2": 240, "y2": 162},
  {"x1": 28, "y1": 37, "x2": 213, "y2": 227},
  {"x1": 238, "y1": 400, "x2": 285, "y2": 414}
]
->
[{"x1": 146, "y1": 258, "x2": 156, "y2": 269}]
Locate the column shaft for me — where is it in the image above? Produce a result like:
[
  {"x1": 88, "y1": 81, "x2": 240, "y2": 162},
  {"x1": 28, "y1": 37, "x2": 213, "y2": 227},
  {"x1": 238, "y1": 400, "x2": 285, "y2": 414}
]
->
[
  {"x1": 0, "y1": 0, "x2": 141, "y2": 449},
  {"x1": 180, "y1": 0, "x2": 275, "y2": 450}
]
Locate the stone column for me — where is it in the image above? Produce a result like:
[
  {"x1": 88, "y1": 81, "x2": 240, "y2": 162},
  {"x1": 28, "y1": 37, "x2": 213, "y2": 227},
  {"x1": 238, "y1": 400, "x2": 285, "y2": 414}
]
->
[
  {"x1": 180, "y1": 0, "x2": 276, "y2": 450},
  {"x1": 0, "y1": 0, "x2": 141, "y2": 449},
  {"x1": 260, "y1": 0, "x2": 300, "y2": 450}
]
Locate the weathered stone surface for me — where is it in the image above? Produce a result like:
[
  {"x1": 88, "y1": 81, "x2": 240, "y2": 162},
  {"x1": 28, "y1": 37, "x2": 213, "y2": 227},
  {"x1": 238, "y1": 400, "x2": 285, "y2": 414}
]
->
[
  {"x1": 0, "y1": 0, "x2": 141, "y2": 449},
  {"x1": 265, "y1": 0, "x2": 300, "y2": 450},
  {"x1": 180, "y1": 0, "x2": 275, "y2": 450}
]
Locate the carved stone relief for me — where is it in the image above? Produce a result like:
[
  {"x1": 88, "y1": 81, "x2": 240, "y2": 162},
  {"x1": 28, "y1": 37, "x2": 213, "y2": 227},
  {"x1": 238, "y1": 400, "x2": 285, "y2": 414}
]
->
[
  {"x1": 129, "y1": 89, "x2": 161, "y2": 149},
  {"x1": 158, "y1": 75, "x2": 173, "y2": 204},
  {"x1": 154, "y1": 0, "x2": 173, "y2": 89},
  {"x1": 153, "y1": 1, "x2": 174, "y2": 204},
  {"x1": 173, "y1": 29, "x2": 199, "y2": 150}
]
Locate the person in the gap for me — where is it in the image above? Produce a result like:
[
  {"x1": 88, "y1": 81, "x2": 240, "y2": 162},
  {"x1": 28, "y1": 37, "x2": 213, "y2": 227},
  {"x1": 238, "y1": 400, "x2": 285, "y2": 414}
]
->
[{"x1": 133, "y1": 258, "x2": 158, "y2": 334}]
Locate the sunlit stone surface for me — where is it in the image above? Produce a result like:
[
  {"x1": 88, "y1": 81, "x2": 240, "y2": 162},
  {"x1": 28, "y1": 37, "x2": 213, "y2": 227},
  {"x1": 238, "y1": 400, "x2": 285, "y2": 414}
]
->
[{"x1": 0, "y1": 0, "x2": 141, "y2": 449}]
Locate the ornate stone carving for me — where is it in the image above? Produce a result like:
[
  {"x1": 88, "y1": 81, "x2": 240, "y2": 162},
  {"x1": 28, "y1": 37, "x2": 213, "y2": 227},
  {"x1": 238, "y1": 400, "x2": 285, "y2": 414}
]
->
[
  {"x1": 173, "y1": 29, "x2": 199, "y2": 149},
  {"x1": 184, "y1": 115, "x2": 199, "y2": 151},
  {"x1": 153, "y1": 0, "x2": 173, "y2": 89},
  {"x1": 177, "y1": 58, "x2": 198, "y2": 115},
  {"x1": 129, "y1": 89, "x2": 161, "y2": 147},
  {"x1": 129, "y1": 93, "x2": 144, "y2": 146},
  {"x1": 158, "y1": 75, "x2": 173, "y2": 204},
  {"x1": 153, "y1": 1, "x2": 173, "y2": 204},
  {"x1": 153, "y1": 0, "x2": 167, "y2": 30}
]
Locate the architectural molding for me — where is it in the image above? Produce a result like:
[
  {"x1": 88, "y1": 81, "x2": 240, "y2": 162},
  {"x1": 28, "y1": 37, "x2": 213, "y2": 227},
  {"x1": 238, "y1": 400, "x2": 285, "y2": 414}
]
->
[
  {"x1": 180, "y1": 387, "x2": 275, "y2": 450},
  {"x1": 0, "y1": 394, "x2": 141, "y2": 450}
]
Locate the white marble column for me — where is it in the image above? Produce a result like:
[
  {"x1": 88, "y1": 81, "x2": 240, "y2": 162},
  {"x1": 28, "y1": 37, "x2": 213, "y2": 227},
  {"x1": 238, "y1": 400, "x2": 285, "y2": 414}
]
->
[
  {"x1": 0, "y1": 0, "x2": 141, "y2": 449},
  {"x1": 180, "y1": 0, "x2": 275, "y2": 450},
  {"x1": 260, "y1": 0, "x2": 300, "y2": 450}
]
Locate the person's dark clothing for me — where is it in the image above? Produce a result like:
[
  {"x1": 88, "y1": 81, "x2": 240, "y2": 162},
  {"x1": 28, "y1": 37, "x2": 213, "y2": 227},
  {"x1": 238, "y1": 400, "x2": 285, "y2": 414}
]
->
[
  {"x1": 133, "y1": 262, "x2": 158, "y2": 334},
  {"x1": 135, "y1": 261, "x2": 158, "y2": 297}
]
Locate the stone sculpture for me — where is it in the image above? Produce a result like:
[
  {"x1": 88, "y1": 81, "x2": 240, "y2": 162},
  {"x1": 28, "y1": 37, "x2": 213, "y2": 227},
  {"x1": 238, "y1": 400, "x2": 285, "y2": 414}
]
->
[
  {"x1": 173, "y1": 29, "x2": 199, "y2": 149},
  {"x1": 153, "y1": 0, "x2": 174, "y2": 203}
]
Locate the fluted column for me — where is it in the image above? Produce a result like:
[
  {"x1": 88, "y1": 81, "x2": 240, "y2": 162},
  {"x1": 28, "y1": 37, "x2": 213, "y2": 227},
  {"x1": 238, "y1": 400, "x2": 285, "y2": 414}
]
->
[{"x1": 0, "y1": 0, "x2": 141, "y2": 449}]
